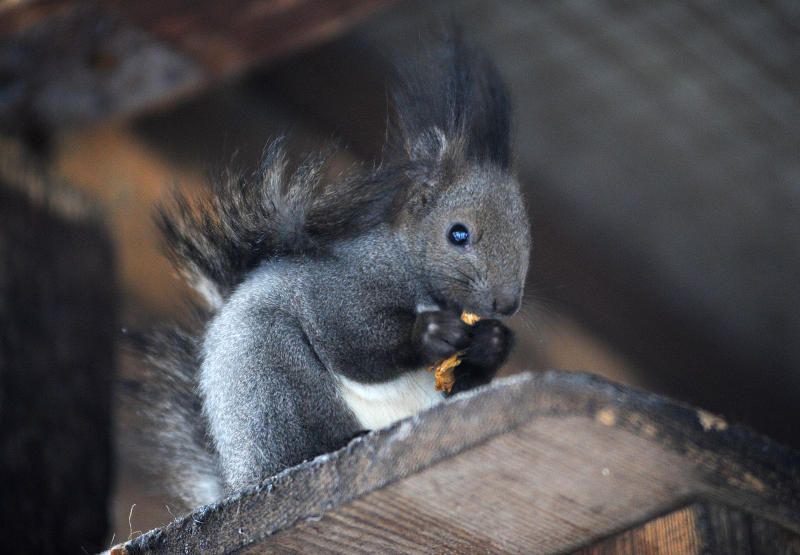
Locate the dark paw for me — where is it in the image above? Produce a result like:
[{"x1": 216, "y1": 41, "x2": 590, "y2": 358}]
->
[
  {"x1": 464, "y1": 319, "x2": 514, "y2": 369},
  {"x1": 413, "y1": 310, "x2": 470, "y2": 364},
  {"x1": 447, "y1": 361, "x2": 494, "y2": 396},
  {"x1": 446, "y1": 322, "x2": 513, "y2": 396}
]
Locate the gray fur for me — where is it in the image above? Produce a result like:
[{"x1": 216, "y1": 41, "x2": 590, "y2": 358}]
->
[
  {"x1": 143, "y1": 36, "x2": 531, "y2": 506},
  {"x1": 133, "y1": 325, "x2": 224, "y2": 508}
]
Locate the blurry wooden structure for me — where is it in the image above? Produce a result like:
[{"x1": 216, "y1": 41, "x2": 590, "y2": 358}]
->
[
  {"x1": 111, "y1": 371, "x2": 800, "y2": 554},
  {"x1": 0, "y1": 0, "x2": 389, "y2": 131},
  {"x1": 0, "y1": 137, "x2": 115, "y2": 553}
]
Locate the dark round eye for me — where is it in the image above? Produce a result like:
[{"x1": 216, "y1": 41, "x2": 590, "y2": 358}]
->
[{"x1": 448, "y1": 223, "x2": 470, "y2": 246}]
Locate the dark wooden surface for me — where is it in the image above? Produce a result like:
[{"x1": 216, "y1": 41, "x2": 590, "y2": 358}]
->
[
  {"x1": 0, "y1": 136, "x2": 116, "y2": 553},
  {"x1": 111, "y1": 0, "x2": 392, "y2": 78},
  {"x1": 112, "y1": 371, "x2": 800, "y2": 554},
  {"x1": 575, "y1": 503, "x2": 800, "y2": 554},
  {"x1": 0, "y1": 0, "x2": 390, "y2": 130},
  {"x1": 574, "y1": 504, "x2": 704, "y2": 555}
]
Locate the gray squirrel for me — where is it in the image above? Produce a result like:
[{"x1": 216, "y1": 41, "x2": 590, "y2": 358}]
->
[{"x1": 137, "y1": 37, "x2": 530, "y2": 509}]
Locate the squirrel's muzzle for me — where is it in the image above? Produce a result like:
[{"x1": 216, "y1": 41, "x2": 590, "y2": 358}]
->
[{"x1": 492, "y1": 286, "x2": 521, "y2": 317}]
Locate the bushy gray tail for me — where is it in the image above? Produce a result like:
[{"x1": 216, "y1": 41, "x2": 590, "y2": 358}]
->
[
  {"x1": 128, "y1": 325, "x2": 224, "y2": 509},
  {"x1": 133, "y1": 138, "x2": 408, "y2": 509},
  {"x1": 156, "y1": 138, "x2": 405, "y2": 310}
]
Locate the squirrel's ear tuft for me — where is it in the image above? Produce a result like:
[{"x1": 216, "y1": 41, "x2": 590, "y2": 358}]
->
[{"x1": 391, "y1": 31, "x2": 511, "y2": 169}]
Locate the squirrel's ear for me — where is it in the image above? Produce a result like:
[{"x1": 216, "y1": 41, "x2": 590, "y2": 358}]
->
[
  {"x1": 391, "y1": 33, "x2": 512, "y2": 169},
  {"x1": 400, "y1": 167, "x2": 439, "y2": 217}
]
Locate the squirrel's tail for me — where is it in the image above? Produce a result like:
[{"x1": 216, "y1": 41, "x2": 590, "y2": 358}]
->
[
  {"x1": 135, "y1": 138, "x2": 404, "y2": 509},
  {"x1": 126, "y1": 325, "x2": 224, "y2": 509},
  {"x1": 156, "y1": 138, "x2": 402, "y2": 310}
]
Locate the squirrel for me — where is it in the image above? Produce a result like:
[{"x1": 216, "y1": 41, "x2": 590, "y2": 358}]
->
[{"x1": 136, "y1": 36, "x2": 531, "y2": 509}]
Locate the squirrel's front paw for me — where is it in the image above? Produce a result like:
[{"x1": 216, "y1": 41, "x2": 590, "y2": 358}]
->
[
  {"x1": 445, "y1": 320, "x2": 514, "y2": 396},
  {"x1": 464, "y1": 319, "x2": 514, "y2": 369},
  {"x1": 413, "y1": 310, "x2": 470, "y2": 364}
]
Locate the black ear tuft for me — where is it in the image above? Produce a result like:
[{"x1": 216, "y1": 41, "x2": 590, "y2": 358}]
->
[{"x1": 392, "y1": 30, "x2": 512, "y2": 168}]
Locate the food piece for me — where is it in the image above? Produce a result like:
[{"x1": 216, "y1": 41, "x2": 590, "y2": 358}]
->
[
  {"x1": 461, "y1": 311, "x2": 481, "y2": 326},
  {"x1": 430, "y1": 311, "x2": 480, "y2": 393}
]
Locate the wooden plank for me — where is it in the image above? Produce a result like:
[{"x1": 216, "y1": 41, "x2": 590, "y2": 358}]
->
[
  {"x1": 110, "y1": 0, "x2": 392, "y2": 78},
  {"x1": 701, "y1": 504, "x2": 753, "y2": 555},
  {"x1": 0, "y1": 0, "x2": 390, "y2": 129},
  {"x1": 0, "y1": 136, "x2": 115, "y2": 553},
  {"x1": 575, "y1": 502, "x2": 800, "y2": 554},
  {"x1": 0, "y1": 4, "x2": 204, "y2": 130},
  {"x1": 748, "y1": 512, "x2": 800, "y2": 554},
  {"x1": 573, "y1": 505, "x2": 704, "y2": 555},
  {"x1": 112, "y1": 371, "x2": 800, "y2": 554},
  {"x1": 255, "y1": 418, "x2": 696, "y2": 554}
]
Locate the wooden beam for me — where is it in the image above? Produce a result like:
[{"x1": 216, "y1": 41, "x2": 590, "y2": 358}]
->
[
  {"x1": 0, "y1": 135, "x2": 115, "y2": 553},
  {"x1": 0, "y1": 0, "x2": 391, "y2": 130},
  {"x1": 109, "y1": 0, "x2": 393, "y2": 78},
  {"x1": 574, "y1": 502, "x2": 800, "y2": 554},
  {"x1": 0, "y1": 4, "x2": 203, "y2": 130},
  {"x1": 111, "y1": 371, "x2": 800, "y2": 554}
]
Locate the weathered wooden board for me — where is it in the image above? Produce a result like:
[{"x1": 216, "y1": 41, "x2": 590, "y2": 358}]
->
[
  {"x1": 112, "y1": 371, "x2": 800, "y2": 554},
  {"x1": 574, "y1": 504, "x2": 706, "y2": 555},
  {"x1": 574, "y1": 502, "x2": 800, "y2": 554}
]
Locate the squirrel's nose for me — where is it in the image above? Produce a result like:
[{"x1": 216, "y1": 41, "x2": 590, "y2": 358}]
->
[{"x1": 492, "y1": 287, "x2": 521, "y2": 316}]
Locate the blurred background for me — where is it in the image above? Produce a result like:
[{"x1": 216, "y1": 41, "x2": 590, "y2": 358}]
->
[{"x1": 1, "y1": 0, "x2": 798, "y2": 551}]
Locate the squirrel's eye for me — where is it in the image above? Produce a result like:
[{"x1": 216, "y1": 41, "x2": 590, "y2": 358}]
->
[{"x1": 448, "y1": 223, "x2": 470, "y2": 246}]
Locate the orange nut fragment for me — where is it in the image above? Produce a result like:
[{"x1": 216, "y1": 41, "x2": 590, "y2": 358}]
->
[{"x1": 429, "y1": 311, "x2": 480, "y2": 393}]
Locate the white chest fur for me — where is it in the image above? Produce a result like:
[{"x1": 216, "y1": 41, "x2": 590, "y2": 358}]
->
[{"x1": 335, "y1": 370, "x2": 444, "y2": 430}]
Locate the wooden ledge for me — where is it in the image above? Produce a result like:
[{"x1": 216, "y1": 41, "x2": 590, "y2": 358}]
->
[{"x1": 114, "y1": 371, "x2": 800, "y2": 554}]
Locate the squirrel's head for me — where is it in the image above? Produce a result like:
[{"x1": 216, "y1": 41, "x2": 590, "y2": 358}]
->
[
  {"x1": 392, "y1": 36, "x2": 530, "y2": 318},
  {"x1": 398, "y1": 140, "x2": 530, "y2": 319}
]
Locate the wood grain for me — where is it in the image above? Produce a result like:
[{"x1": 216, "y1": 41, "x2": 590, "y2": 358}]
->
[
  {"x1": 118, "y1": 371, "x2": 800, "y2": 554},
  {"x1": 575, "y1": 503, "x2": 800, "y2": 555},
  {"x1": 259, "y1": 417, "x2": 695, "y2": 554},
  {"x1": 574, "y1": 505, "x2": 703, "y2": 555}
]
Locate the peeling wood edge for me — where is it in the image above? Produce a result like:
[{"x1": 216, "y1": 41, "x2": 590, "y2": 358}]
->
[{"x1": 117, "y1": 370, "x2": 800, "y2": 554}]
